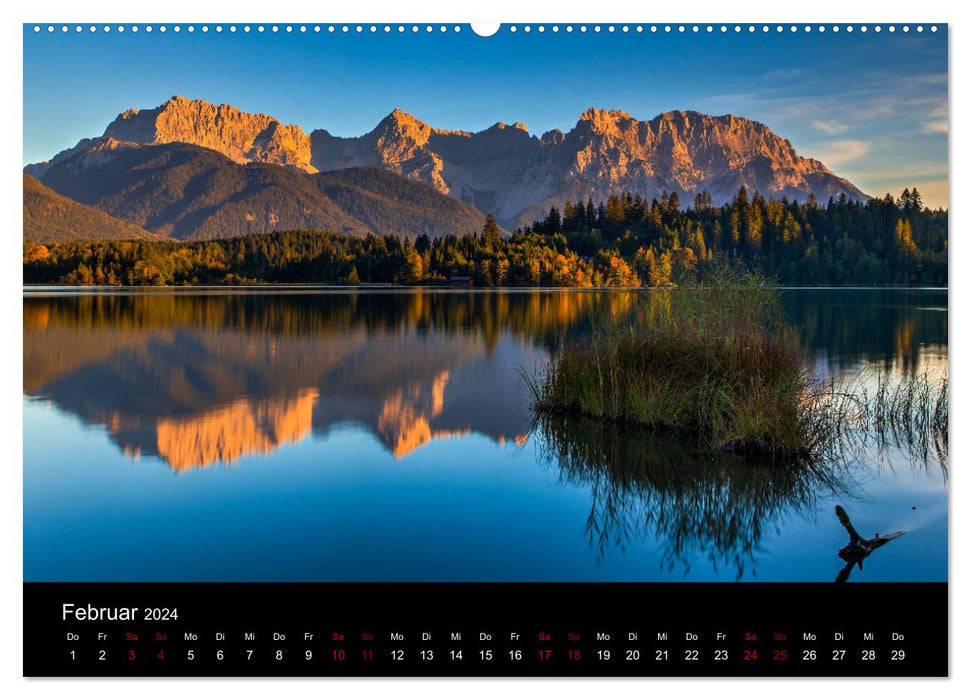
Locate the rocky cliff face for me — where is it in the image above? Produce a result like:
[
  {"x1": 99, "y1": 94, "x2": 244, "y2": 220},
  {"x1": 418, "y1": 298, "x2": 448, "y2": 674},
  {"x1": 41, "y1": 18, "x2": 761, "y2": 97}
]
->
[
  {"x1": 312, "y1": 106, "x2": 867, "y2": 226},
  {"x1": 28, "y1": 97, "x2": 867, "y2": 228},
  {"x1": 102, "y1": 95, "x2": 315, "y2": 172},
  {"x1": 28, "y1": 96, "x2": 316, "y2": 178}
]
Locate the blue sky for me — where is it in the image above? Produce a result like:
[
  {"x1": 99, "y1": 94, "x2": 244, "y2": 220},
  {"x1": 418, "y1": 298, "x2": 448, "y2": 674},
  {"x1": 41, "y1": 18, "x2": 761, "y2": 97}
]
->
[{"x1": 23, "y1": 24, "x2": 948, "y2": 207}]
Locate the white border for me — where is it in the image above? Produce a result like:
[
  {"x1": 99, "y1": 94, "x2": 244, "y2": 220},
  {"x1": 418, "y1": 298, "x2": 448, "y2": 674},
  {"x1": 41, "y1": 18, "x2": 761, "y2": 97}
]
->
[{"x1": 2, "y1": 1, "x2": 964, "y2": 699}]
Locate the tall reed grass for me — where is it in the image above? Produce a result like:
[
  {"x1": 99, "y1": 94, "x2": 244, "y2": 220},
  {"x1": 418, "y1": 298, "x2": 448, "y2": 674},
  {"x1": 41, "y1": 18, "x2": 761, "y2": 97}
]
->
[
  {"x1": 525, "y1": 266, "x2": 947, "y2": 463},
  {"x1": 810, "y1": 370, "x2": 948, "y2": 467}
]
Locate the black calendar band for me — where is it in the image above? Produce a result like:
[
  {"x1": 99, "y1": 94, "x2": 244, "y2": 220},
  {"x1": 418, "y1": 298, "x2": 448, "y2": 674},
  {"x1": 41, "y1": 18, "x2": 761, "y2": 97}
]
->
[{"x1": 24, "y1": 582, "x2": 948, "y2": 677}]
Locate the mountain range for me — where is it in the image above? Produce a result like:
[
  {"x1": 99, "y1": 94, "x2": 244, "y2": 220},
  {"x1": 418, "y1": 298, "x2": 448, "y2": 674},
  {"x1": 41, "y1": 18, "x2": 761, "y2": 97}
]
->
[
  {"x1": 33, "y1": 140, "x2": 488, "y2": 241},
  {"x1": 25, "y1": 95, "x2": 867, "y2": 241}
]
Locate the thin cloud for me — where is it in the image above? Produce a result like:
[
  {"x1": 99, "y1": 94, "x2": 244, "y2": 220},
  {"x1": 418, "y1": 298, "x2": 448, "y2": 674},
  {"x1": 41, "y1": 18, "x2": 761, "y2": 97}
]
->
[
  {"x1": 695, "y1": 65, "x2": 946, "y2": 191},
  {"x1": 848, "y1": 162, "x2": 947, "y2": 181},
  {"x1": 921, "y1": 103, "x2": 948, "y2": 133},
  {"x1": 812, "y1": 119, "x2": 849, "y2": 135},
  {"x1": 699, "y1": 70, "x2": 946, "y2": 129},
  {"x1": 812, "y1": 140, "x2": 872, "y2": 166}
]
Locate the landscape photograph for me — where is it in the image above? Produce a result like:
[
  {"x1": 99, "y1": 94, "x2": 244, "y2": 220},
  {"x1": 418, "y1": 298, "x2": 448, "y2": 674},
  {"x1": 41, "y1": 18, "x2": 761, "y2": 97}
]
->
[{"x1": 23, "y1": 24, "x2": 947, "y2": 583}]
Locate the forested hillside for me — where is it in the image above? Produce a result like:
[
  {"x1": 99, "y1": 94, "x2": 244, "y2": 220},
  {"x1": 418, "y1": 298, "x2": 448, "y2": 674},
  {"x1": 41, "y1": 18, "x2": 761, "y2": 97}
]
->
[{"x1": 24, "y1": 188, "x2": 945, "y2": 287}]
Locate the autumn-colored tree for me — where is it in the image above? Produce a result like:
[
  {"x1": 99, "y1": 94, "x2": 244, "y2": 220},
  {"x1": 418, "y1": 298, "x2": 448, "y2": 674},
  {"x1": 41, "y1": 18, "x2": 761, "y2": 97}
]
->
[
  {"x1": 495, "y1": 258, "x2": 510, "y2": 286},
  {"x1": 23, "y1": 187, "x2": 946, "y2": 289},
  {"x1": 481, "y1": 214, "x2": 502, "y2": 249},
  {"x1": 634, "y1": 247, "x2": 672, "y2": 287},
  {"x1": 729, "y1": 210, "x2": 741, "y2": 247},
  {"x1": 397, "y1": 250, "x2": 425, "y2": 284},
  {"x1": 601, "y1": 255, "x2": 636, "y2": 286},
  {"x1": 23, "y1": 242, "x2": 50, "y2": 263},
  {"x1": 672, "y1": 246, "x2": 698, "y2": 277},
  {"x1": 894, "y1": 219, "x2": 917, "y2": 255}
]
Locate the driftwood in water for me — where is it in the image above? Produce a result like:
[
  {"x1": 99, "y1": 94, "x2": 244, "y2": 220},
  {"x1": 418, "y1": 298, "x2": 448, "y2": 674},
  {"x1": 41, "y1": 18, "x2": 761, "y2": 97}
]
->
[{"x1": 834, "y1": 505, "x2": 907, "y2": 583}]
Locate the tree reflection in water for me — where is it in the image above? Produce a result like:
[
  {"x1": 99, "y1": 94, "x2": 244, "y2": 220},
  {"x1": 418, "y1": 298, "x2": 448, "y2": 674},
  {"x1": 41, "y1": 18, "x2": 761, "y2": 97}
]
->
[{"x1": 532, "y1": 413, "x2": 853, "y2": 579}]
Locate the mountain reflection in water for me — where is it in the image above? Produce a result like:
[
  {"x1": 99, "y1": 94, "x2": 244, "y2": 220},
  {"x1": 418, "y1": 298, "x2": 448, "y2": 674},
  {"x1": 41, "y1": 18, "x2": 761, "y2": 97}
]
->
[
  {"x1": 23, "y1": 288, "x2": 948, "y2": 582},
  {"x1": 24, "y1": 291, "x2": 602, "y2": 468}
]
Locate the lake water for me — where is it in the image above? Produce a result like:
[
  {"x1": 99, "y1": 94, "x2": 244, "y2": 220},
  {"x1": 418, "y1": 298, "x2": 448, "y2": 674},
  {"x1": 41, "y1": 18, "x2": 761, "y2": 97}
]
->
[{"x1": 23, "y1": 288, "x2": 948, "y2": 582}]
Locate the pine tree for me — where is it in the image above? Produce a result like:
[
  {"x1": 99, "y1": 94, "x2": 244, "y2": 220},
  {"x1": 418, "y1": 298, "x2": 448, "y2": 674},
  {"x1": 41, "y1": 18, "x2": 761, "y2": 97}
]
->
[
  {"x1": 481, "y1": 214, "x2": 502, "y2": 249},
  {"x1": 910, "y1": 187, "x2": 924, "y2": 212},
  {"x1": 687, "y1": 225, "x2": 708, "y2": 260},
  {"x1": 606, "y1": 195, "x2": 625, "y2": 228},
  {"x1": 693, "y1": 191, "x2": 713, "y2": 214},
  {"x1": 745, "y1": 204, "x2": 764, "y2": 254},
  {"x1": 734, "y1": 186, "x2": 749, "y2": 208},
  {"x1": 585, "y1": 199, "x2": 597, "y2": 228},
  {"x1": 900, "y1": 188, "x2": 912, "y2": 210}
]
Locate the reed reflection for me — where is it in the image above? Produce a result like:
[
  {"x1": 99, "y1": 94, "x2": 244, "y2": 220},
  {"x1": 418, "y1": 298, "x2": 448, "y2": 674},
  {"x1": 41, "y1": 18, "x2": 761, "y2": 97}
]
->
[{"x1": 533, "y1": 413, "x2": 852, "y2": 579}]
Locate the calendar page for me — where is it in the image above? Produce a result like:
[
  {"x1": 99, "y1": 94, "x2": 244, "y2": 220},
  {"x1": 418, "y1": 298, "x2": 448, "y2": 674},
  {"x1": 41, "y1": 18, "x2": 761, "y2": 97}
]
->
[{"x1": 22, "y1": 20, "x2": 948, "y2": 677}]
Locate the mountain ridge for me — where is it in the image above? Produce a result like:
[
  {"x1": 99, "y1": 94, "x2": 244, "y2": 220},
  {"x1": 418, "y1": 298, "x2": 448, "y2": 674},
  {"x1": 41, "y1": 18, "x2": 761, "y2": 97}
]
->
[
  {"x1": 27, "y1": 95, "x2": 869, "y2": 228},
  {"x1": 23, "y1": 174, "x2": 165, "y2": 243},
  {"x1": 37, "y1": 140, "x2": 489, "y2": 241}
]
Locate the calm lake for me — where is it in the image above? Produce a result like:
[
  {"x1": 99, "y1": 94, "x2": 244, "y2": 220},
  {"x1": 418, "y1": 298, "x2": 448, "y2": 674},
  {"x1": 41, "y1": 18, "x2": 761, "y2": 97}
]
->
[{"x1": 23, "y1": 288, "x2": 947, "y2": 582}]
